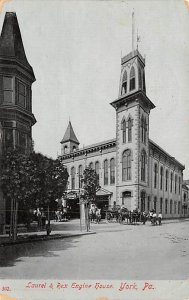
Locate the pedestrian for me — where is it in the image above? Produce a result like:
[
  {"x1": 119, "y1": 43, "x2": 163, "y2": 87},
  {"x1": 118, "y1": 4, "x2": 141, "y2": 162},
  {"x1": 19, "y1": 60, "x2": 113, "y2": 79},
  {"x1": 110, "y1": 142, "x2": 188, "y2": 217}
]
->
[
  {"x1": 152, "y1": 211, "x2": 157, "y2": 225},
  {"x1": 158, "y1": 211, "x2": 162, "y2": 225},
  {"x1": 142, "y1": 211, "x2": 147, "y2": 225}
]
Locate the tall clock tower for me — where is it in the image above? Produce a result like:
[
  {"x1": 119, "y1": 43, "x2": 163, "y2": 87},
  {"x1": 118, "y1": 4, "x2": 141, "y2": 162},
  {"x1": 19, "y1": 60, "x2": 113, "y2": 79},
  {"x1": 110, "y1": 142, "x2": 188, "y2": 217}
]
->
[
  {"x1": 0, "y1": 12, "x2": 36, "y2": 232},
  {"x1": 111, "y1": 48, "x2": 155, "y2": 211}
]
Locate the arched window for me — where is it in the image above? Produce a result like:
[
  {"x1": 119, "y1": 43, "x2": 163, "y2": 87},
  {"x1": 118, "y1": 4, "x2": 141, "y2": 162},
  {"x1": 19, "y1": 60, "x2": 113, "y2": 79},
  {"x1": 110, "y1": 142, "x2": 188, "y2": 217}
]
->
[
  {"x1": 104, "y1": 159, "x2": 108, "y2": 185},
  {"x1": 141, "y1": 150, "x2": 146, "y2": 181},
  {"x1": 141, "y1": 191, "x2": 146, "y2": 212},
  {"x1": 174, "y1": 201, "x2": 177, "y2": 214},
  {"x1": 89, "y1": 162, "x2": 93, "y2": 169},
  {"x1": 178, "y1": 201, "x2": 181, "y2": 214},
  {"x1": 184, "y1": 193, "x2": 186, "y2": 202},
  {"x1": 141, "y1": 116, "x2": 147, "y2": 144},
  {"x1": 64, "y1": 145, "x2": 67, "y2": 154},
  {"x1": 122, "y1": 150, "x2": 131, "y2": 181},
  {"x1": 170, "y1": 199, "x2": 172, "y2": 214},
  {"x1": 95, "y1": 161, "x2": 100, "y2": 184},
  {"x1": 165, "y1": 199, "x2": 168, "y2": 214},
  {"x1": 170, "y1": 172, "x2": 173, "y2": 193},
  {"x1": 78, "y1": 165, "x2": 83, "y2": 188},
  {"x1": 154, "y1": 196, "x2": 157, "y2": 212},
  {"x1": 122, "y1": 119, "x2": 126, "y2": 143},
  {"x1": 165, "y1": 170, "x2": 168, "y2": 191},
  {"x1": 160, "y1": 166, "x2": 163, "y2": 190},
  {"x1": 121, "y1": 70, "x2": 127, "y2": 95},
  {"x1": 138, "y1": 67, "x2": 142, "y2": 89},
  {"x1": 128, "y1": 117, "x2": 132, "y2": 142},
  {"x1": 160, "y1": 197, "x2": 163, "y2": 212},
  {"x1": 110, "y1": 158, "x2": 115, "y2": 184},
  {"x1": 179, "y1": 177, "x2": 181, "y2": 195},
  {"x1": 130, "y1": 66, "x2": 135, "y2": 91},
  {"x1": 175, "y1": 175, "x2": 177, "y2": 194},
  {"x1": 71, "y1": 167, "x2": 75, "y2": 190},
  {"x1": 154, "y1": 163, "x2": 158, "y2": 188}
]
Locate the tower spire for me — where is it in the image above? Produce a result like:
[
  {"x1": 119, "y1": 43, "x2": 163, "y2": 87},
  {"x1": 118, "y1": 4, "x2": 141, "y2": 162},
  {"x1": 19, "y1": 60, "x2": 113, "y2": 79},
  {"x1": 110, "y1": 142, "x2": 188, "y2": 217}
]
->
[{"x1": 132, "y1": 10, "x2": 135, "y2": 53}]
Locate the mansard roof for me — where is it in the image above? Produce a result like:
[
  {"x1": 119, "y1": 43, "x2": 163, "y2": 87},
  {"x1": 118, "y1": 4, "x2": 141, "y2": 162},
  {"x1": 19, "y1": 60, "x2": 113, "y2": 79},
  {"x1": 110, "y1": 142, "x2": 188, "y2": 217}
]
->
[
  {"x1": 61, "y1": 121, "x2": 79, "y2": 145},
  {"x1": 0, "y1": 12, "x2": 35, "y2": 79}
]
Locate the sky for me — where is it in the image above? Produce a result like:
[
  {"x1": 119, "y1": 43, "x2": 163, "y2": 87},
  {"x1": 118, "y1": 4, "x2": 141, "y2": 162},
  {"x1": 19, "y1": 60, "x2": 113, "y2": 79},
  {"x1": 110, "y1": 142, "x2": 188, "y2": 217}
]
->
[{"x1": 0, "y1": 0, "x2": 189, "y2": 178}]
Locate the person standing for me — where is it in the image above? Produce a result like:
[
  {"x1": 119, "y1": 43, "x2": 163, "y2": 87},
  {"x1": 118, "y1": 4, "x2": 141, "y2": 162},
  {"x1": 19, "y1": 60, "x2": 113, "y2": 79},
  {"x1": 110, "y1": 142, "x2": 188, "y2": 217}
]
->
[{"x1": 158, "y1": 211, "x2": 162, "y2": 225}]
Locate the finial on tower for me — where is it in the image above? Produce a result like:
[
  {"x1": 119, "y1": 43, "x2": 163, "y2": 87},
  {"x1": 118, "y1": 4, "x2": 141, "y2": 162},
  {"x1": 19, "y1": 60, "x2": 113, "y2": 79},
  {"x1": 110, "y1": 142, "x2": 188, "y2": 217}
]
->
[
  {"x1": 132, "y1": 9, "x2": 135, "y2": 53},
  {"x1": 137, "y1": 29, "x2": 141, "y2": 50}
]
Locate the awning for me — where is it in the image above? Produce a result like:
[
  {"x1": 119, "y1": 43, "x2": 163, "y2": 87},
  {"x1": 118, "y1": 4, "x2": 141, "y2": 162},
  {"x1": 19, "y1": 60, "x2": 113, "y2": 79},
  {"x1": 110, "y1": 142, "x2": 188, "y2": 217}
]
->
[{"x1": 96, "y1": 188, "x2": 112, "y2": 197}]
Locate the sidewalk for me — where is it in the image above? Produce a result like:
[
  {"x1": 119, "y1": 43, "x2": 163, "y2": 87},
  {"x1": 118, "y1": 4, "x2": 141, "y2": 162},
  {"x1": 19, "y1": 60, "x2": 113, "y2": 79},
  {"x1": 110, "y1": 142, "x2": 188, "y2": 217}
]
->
[{"x1": 0, "y1": 219, "x2": 95, "y2": 247}]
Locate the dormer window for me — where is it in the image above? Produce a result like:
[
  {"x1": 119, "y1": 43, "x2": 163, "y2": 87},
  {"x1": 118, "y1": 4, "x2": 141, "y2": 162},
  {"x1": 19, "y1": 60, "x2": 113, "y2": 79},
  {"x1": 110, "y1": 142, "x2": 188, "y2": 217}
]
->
[
  {"x1": 129, "y1": 66, "x2": 135, "y2": 91},
  {"x1": 121, "y1": 70, "x2": 127, "y2": 95}
]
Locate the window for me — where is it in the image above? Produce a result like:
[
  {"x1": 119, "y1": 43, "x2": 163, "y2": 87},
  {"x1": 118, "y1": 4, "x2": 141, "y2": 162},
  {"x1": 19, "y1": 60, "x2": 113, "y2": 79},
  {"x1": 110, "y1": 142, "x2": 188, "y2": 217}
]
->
[
  {"x1": 104, "y1": 159, "x2": 108, "y2": 185},
  {"x1": 128, "y1": 117, "x2": 132, "y2": 142},
  {"x1": 154, "y1": 163, "x2": 158, "y2": 188},
  {"x1": 78, "y1": 165, "x2": 83, "y2": 188},
  {"x1": 71, "y1": 167, "x2": 75, "y2": 190},
  {"x1": 170, "y1": 172, "x2": 173, "y2": 193},
  {"x1": 175, "y1": 175, "x2": 177, "y2": 194},
  {"x1": 64, "y1": 145, "x2": 67, "y2": 154},
  {"x1": 141, "y1": 150, "x2": 146, "y2": 181},
  {"x1": 110, "y1": 158, "x2": 115, "y2": 184},
  {"x1": 122, "y1": 149, "x2": 131, "y2": 181},
  {"x1": 165, "y1": 199, "x2": 168, "y2": 214},
  {"x1": 141, "y1": 116, "x2": 147, "y2": 144},
  {"x1": 121, "y1": 70, "x2": 127, "y2": 95},
  {"x1": 165, "y1": 170, "x2": 168, "y2": 191},
  {"x1": 89, "y1": 162, "x2": 93, "y2": 169},
  {"x1": 174, "y1": 201, "x2": 177, "y2": 214},
  {"x1": 170, "y1": 199, "x2": 172, "y2": 214},
  {"x1": 95, "y1": 161, "x2": 100, "y2": 184},
  {"x1": 160, "y1": 197, "x2": 163, "y2": 212},
  {"x1": 178, "y1": 201, "x2": 181, "y2": 214},
  {"x1": 72, "y1": 145, "x2": 76, "y2": 152},
  {"x1": 130, "y1": 66, "x2": 135, "y2": 91},
  {"x1": 138, "y1": 67, "x2": 142, "y2": 89},
  {"x1": 184, "y1": 193, "x2": 186, "y2": 202},
  {"x1": 122, "y1": 119, "x2": 126, "y2": 143},
  {"x1": 18, "y1": 81, "x2": 26, "y2": 107},
  {"x1": 3, "y1": 76, "x2": 13, "y2": 103},
  {"x1": 147, "y1": 196, "x2": 150, "y2": 212},
  {"x1": 179, "y1": 177, "x2": 181, "y2": 195},
  {"x1": 160, "y1": 166, "x2": 163, "y2": 190},
  {"x1": 141, "y1": 191, "x2": 146, "y2": 212},
  {"x1": 154, "y1": 197, "x2": 157, "y2": 212}
]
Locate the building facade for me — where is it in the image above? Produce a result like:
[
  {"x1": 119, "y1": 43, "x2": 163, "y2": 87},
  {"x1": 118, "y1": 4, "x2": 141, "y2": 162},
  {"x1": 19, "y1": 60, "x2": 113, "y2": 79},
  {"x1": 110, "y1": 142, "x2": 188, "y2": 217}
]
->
[
  {"x1": 61, "y1": 49, "x2": 186, "y2": 219},
  {"x1": 0, "y1": 12, "x2": 36, "y2": 232}
]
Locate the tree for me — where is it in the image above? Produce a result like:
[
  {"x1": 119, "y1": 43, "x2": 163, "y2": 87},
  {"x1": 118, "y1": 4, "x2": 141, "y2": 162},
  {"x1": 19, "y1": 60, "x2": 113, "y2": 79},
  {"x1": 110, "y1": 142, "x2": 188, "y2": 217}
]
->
[
  {"x1": 83, "y1": 167, "x2": 100, "y2": 203},
  {"x1": 1, "y1": 149, "x2": 69, "y2": 239}
]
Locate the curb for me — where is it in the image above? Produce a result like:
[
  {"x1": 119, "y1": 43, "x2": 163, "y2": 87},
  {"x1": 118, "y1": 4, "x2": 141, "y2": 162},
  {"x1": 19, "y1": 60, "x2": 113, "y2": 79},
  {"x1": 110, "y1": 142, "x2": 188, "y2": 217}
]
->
[{"x1": 0, "y1": 231, "x2": 96, "y2": 247}]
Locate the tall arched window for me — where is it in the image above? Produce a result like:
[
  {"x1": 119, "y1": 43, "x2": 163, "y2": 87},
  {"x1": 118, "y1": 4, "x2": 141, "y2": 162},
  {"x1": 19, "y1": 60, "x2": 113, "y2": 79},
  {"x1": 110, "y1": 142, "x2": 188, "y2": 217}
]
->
[
  {"x1": 160, "y1": 197, "x2": 163, "y2": 212},
  {"x1": 170, "y1": 199, "x2": 172, "y2": 214},
  {"x1": 104, "y1": 159, "x2": 108, "y2": 185},
  {"x1": 141, "y1": 116, "x2": 147, "y2": 144},
  {"x1": 95, "y1": 161, "x2": 100, "y2": 184},
  {"x1": 122, "y1": 149, "x2": 131, "y2": 181},
  {"x1": 141, "y1": 191, "x2": 146, "y2": 212},
  {"x1": 138, "y1": 67, "x2": 142, "y2": 89},
  {"x1": 174, "y1": 201, "x2": 177, "y2": 214},
  {"x1": 89, "y1": 162, "x2": 93, "y2": 169},
  {"x1": 154, "y1": 196, "x2": 157, "y2": 211},
  {"x1": 122, "y1": 119, "x2": 126, "y2": 143},
  {"x1": 128, "y1": 117, "x2": 132, "y2": 142},
  {"x1": 179, "y1": 177, "x2": 181, "y2": 195},
  {"x1": 170, "y1": 172, "x2": 173, "y2": 193},
  {"x1": 71, "y1": 167, "x2": 75, "y2": 190},
  {"x1": 78, "y1": 165, "x2": 83, "y2": 188},
  {"x1": 178, "y1": 201, "x2": 181, "y2": 214},
  {"x1": 141, "y1": 150, "x2": 146, "y2": 181},
  {"x1": 110, "y1": 158, "x2": 115, "y2": 184},
  {"x1": 121, "y1": 70, "x2": 127, "y2": 95},
  {"x1": 175, "y1": 174, "x2": 177, "y2": 194},
  {"x1": 160, "y1": 166, "x2": 163, "y2": 190},
  {"x1": 165, "y1": 170, "x2": 168, "y2": 191},
  {"x1": 165, "y1": 199, "x2": 168, "y2": 214},
  {"x1": 154, "y1": 163, "x2": 158, "y2": 188},
  {"x1": 130, "y1": 66, "x2": 135, "y2": 91}
]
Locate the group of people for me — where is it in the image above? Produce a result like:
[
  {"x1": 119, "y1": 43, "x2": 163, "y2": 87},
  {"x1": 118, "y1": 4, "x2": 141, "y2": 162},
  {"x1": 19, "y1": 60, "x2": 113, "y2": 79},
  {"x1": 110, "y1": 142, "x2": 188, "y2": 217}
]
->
[
  {"x1": 147, "y1": 210, "x2": 162, "y2": 225},
  {"x1": 89, "y1": 205, "x2": 101, "y2": 224}
]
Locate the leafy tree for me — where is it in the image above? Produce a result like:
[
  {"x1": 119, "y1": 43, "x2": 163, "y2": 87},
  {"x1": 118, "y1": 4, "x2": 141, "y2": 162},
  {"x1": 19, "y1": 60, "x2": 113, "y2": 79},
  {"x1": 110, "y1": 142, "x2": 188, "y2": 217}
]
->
[
  {"x1": 83, "y1": 167, "x2": 100, "y2": 203},
  {"x1": 1, "y1": 149, "x2": 69, "y2": 239}
]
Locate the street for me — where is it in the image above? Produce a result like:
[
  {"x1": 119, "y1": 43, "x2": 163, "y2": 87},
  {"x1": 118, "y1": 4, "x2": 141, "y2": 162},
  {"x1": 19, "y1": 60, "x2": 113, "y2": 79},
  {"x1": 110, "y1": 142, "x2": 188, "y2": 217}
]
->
[{"x1": 0, "y1": 219, "x2": 189, "y2": 279}]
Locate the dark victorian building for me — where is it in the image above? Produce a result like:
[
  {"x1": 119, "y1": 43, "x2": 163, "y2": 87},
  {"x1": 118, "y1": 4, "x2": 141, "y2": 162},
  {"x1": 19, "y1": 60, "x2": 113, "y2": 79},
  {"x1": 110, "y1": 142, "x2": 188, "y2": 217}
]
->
[{"x1": 0, "y1": 12, "x2": 36, "y2": 232}]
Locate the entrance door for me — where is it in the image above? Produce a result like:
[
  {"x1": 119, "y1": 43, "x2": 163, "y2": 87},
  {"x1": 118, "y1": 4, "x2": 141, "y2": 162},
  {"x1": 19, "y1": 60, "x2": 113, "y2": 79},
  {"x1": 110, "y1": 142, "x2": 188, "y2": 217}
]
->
[{"x1": 122, "y1": 191, "x2": 131, "y2": 210}]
